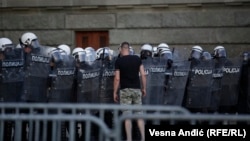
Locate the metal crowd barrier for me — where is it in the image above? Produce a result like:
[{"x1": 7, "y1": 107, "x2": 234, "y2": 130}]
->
[
  {"x1": 0, "y1": 103, "x2": 189, "y2": 141},
  {"x1": 1, "y1": 103, "x2": 250, "y2": 141}
]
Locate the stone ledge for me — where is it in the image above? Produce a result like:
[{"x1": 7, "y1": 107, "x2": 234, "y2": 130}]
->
[
  {"x1": 0, "y1": 14, "x2": 65, "y2": 30},
  {"x1": 0, "y1": 30, "x2": 72, "y2": 46},
  {"x1": 1, "y1": 0, "x2": 249, "y2": 8}
]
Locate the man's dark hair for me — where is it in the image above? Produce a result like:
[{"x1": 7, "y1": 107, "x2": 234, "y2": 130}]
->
[{"x1": 120, "y1": 41, "x2": 130, "y2": 48}]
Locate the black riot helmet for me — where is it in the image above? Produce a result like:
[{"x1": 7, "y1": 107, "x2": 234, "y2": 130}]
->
[
  {"x1": 140, "y1": 44, "x2": 153, "y2": 60},
  {"x1": 213, "y1": 46, "x2": 227, "y2": 58}
]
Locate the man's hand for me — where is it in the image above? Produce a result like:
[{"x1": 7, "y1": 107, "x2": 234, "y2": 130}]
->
[
  {"x1": 141, "y1": 88, "x2": 146, "y2": 97},
  {"x1": 113, "y1": 93, "x2": 119, "y2": 103}
]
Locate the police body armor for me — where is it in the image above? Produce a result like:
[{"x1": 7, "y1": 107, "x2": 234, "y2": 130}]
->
[
  {"x1": 48, "y1": 54, "x2": 75, "y2": 103},
  {"x1": 164, "y1": 60, "x2": 190, "y2": 106},
  {"x1": 184, "y1": 59, "x2": 214, "y2": 109},
  {"x1": 0, "y1": 48, "x2": 24, "y2": 102},
  {"x1": 21, "y1": 46, "x2": 51, "y2": 102},
  {"x1": 76, "y1": 60, "x2": 101, "y2": 104},
  {"x1": 219, "y1": 57, "x2": 242, "y2": 107},
  {"x1": 99, "y1": 59, "x2": 116, "y2": 104},
  {"x1": 143, "y1": 57, "x2": 166, "y2": 105}
]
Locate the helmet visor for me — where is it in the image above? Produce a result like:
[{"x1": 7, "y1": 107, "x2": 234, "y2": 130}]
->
[
  {"x1": 85, "y1": 50, "x2": 96, "y2": 62},
  {"x1": 140, "y1": 50, "x2": 152, "y2": 59},
  {"x1": 201, "y1": 52, "x2": 212, "y2": 60},
  {"x1": 2, "y1": 44, "x2": 14, "y2": 52},
  {"x1": 190, "y1": 50, "x2": 202, "y2": 59},
  {"x1": 98, "y1": 47, "x2": 110, "y2": 60},
  {"x1": 78, "y1": 51, "x2": 86, "y2": 63},
  {"x1": 215, "y1": 48, "x2": 226, "y2": 58},
  {"x1": 161, "y1": 52, "x2": 173, "y2": 60},
  {"x1": 51, "y1": 49, "x2": 63, "y2": 63},
  {"x1": 30, "y1": 39, "x2": 40, "y2": 48}
]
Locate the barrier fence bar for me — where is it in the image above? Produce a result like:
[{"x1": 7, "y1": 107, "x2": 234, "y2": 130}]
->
[{"x1": 1, "y1": 103, "x2": 250, "y2": 141}]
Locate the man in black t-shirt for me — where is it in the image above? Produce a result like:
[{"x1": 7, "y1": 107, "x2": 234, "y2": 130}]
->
[{"x1": 113, "y1": 41, "x2": 147, "y2": 141}]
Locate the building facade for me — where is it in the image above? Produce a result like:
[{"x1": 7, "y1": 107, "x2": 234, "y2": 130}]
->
[{"x1": 1, "y1": 0, "x2": 250, "y2": 58}]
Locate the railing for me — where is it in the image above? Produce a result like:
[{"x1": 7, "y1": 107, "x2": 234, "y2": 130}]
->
[{"x1": 1, "y1": 103, "x2": 250, "y2": 141}]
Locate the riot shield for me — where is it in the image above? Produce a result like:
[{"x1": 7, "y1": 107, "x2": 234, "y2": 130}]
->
[
  {"x1": 209, "y1": 60, "x2": 224, "y2": 112},
  {"x1": 99, "y1": 59, "x2": 116, "y2": 104},
  {"x1": 219, "y1": 58, "x2": 242, "y2": 107},
  {"x1": 0, "y1": 48, "x2": 24, "y2": 102},
  {"x1": 238, "y1": 53, "x2": 249, "y2": 113},
  {"x1": 48, "y1": 54, "x2": 75, "y2": 103},
  {"x1": 21, "y1": 46, "x2": 51, "y2": 102},
  {"x1": 1, "y1": 50, "x2": 24, "y2": 83},
  {"x1": 184, "y1": 59, "x2": 214, "y2": 109},
  {"x1": 163, "y1": 60, "x2": 190, "y2": 106},
  {"x1": 142, "y1": 57, "x2": 166, "y2": 105},
  {"x1": 76, "y1": 61, "x2": 101, "y2": 104},
  {"x1": 1, "y1": 58, "x2": 24, "y2": 83},
  {"x1": 26, "y1": 50, "x2": 51, "y2": 78}
]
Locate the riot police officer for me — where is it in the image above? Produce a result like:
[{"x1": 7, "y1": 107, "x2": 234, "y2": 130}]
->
[
  {"x1": 238, "y1": 51, "x2": 250, "y2": 114},
  {"x1": 157, "y1": 43, "x2": 169, "y2": 56},
  {"x1": 141, "y1": 43, "x2": 167, "y2": 106},
  {"x1": 163, "y1": 47, "x2": 190, "y2": 107},
  {"x1": 140, "y1": 44, "x2": 153, "y2": 60},
  {"x1": 72, "y1": 47, "x2": 86, "y2": 102},
  {"x1": 71, "y1": 47, "x2": 86, "y2": 140},
  {"x1": 139, "y1": 44, "x2": 153, "y2": 105},
  {"x1": 96, "y1": 47, "x2": 116, "y2": 104},
  {"x1": 47, "y1": 44, "x2": 75, "y2": 141},
  {"x1": 20, "y1": 32, "x2": 51, "y2": 103},
  {"x1": 19, "y1": 32, "x2": 51, "y2": 141},
  {"x1": 72, "y1": 47, "x2": 87, "y2": 105},
  {"x1": 48, "y1": 44, "x2": 75, "y2": 103},
  {"x1": 184, "y1": 46, "x2": 214, "y2": 113},
  {"x1": 96, "y1": 47, "x2": 116, "y2": 133},
  {"x1": 0, "y1": 38, "x2": 24, "y2": 102},
  {"x1": 213, "y1": 46, "x2": 241, "y2": 114},
  {"x1": 0, "y1": 37, "x2": 24, "y2": 141},
  {"x1": 207, "y1": 47, "x2": 226, "y2": 113},
  {"x1": 75, "y1": 47, "x2": 101, "y2": 141}
]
